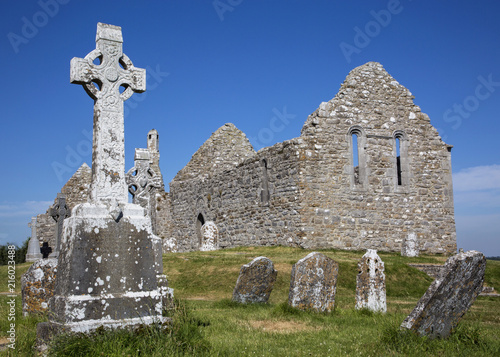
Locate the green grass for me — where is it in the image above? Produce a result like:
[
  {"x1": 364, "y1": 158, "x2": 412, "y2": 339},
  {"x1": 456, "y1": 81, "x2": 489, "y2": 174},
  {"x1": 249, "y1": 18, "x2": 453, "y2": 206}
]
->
[{"x1": 0, "y1": 247, "x2": 499, "y2": 356}]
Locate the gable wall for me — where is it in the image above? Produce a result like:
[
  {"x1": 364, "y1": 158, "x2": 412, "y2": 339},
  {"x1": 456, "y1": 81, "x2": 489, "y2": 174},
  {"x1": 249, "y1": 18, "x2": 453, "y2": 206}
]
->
[{"x1": 296, "y1": 63, "x2": 456, "y2": 254}]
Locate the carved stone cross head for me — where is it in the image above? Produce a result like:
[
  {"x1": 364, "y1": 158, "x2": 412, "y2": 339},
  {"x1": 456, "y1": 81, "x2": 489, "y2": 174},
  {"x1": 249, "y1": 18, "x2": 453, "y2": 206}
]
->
[
  {"x1": 69, "y1": 23, "x2": 147, "y2": 204},
  {"x1": 126, "y1": 149, "x2": 162, "y2": 201},
  {"x1": 49, "y1": 193, "x2": 70, "y2": 223},
  {"x1": 70, "y1": 23, "x2": 145, "y2": 104}
]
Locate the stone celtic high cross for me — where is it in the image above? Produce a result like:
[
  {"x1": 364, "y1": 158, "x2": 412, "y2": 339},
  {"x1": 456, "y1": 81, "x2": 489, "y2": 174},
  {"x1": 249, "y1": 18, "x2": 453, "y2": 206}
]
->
[
  {"x1": 48, "y1": 193, "x2": 70, "y2": 257},
  {"x1": 70, "y1": 23, "x2": 146, "y2": 203}
]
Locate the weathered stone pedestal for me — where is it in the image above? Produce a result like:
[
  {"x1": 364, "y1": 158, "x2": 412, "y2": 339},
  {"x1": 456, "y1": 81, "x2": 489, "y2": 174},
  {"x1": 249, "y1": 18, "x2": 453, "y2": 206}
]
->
[{"x1": 38, "y1": 203, "x2": 166, "y2": 334}]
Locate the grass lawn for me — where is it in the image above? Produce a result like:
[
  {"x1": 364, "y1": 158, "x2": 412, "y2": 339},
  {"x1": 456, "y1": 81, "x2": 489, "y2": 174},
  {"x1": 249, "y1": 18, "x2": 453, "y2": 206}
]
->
[{"x1": 0, "y1": 246, "x2": 499, "y2": 356}]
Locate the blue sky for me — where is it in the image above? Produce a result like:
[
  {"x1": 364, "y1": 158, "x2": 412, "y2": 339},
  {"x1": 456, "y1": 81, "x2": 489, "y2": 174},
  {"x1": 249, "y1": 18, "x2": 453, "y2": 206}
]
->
[{"x1": 1, "y1": 1, "x2": 499, "y2": 255}]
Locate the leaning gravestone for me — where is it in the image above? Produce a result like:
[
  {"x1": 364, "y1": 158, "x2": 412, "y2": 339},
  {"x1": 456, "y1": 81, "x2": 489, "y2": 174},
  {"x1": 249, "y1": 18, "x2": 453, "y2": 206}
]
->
[
  {"x1": 401, "y1": 250, "x2": 486, "y2": 338},
  {"x1": 37, "y1": 23, "x2": 166, "y2": 339},
  {"x1": 288, "y1": 252, "x2": 338, "y2": 313},
  {"x1": 200, "y1": 221, "x2": 219, "y2": 251},
  {"x1": 26, "y1": 217, "x2": 42, "y2": 262},
  {"x1": 232, "y1": 257, "x2": 277, "y2": 304},
  {"x1": 21, "y1": 258, "x2": 57, "y2": 315},
  {"x1": 356, "y1": 249, "x2": 386, "y2": 313},
  {"x1": 402, "y1": 232, "x2": 419, "y2": 257}
]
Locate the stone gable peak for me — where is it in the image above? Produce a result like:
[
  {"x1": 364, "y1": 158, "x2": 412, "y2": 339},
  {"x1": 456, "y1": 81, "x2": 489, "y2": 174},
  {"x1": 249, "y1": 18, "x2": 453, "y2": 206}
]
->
[{"x1": 173, "y1": 123, "x2": 256, "y2": 182}]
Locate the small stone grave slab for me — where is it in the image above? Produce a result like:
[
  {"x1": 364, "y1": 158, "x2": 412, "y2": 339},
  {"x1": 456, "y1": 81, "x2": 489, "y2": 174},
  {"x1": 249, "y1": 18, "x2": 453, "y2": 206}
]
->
[
  {"x1": 402, "y1": 232, "x2": 419, "y2": 257},
  {"x1": 232, "y1": 256, "x2": 277, "y2": 303},
  {"x1": 200, "y1": 221, "x2": 219, "y2": 251},
  {"x1": 356, "y1": 249, "x2": 386, "y2": 313},
  {"x1": 288, "y1": 252, "x2": 338, "y2": 313},
  {"x1": 401, "y1": 250, "x2": 486, "y2": 338},
  {"x1": 21, "y1": 258, "x2": 57, "y2": 316}
]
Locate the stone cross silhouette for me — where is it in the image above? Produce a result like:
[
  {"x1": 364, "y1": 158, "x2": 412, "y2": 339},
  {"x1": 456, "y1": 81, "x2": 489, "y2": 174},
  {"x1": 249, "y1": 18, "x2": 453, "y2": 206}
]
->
[
  {"x1": 26, "y1": 216, "x2": 43, "y2": 261},
  {"x1": 28, "y1": 217, "x2": 37, "y2": 240},
  {"x1": 70, "y1": 23, "x2": 146, "y2": 203},
  {"x1": 49, "y1": 193, "x2": 70, "y2": 257}
]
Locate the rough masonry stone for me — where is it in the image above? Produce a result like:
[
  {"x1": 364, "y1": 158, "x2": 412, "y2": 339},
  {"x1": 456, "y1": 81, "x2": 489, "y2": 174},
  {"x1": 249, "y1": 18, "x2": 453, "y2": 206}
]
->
[
  {"x1": 21, "y1": 258, "x2": 57, "y2": 315},
  {"x1": 288, "y1": 252, "x2": 338, "y2": 312},
  {"x1": 232, "y1": 256, "x2": 277, "y2": 304},
  {"x1": 400, "y1": 250, "x2": 486, "y2": 338},
  {"x1": 356, "y1": 249, "x2": 386, "y2": 313},
  {"x1": 26, "y1": 217, "x2": 42, "y2": 262}
]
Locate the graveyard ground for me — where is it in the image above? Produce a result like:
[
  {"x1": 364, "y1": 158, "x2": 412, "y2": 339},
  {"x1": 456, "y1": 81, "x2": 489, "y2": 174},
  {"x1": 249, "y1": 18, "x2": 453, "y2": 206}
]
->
[{"x1": 0, "y1": 246, "x2": 499, "y2": 356}]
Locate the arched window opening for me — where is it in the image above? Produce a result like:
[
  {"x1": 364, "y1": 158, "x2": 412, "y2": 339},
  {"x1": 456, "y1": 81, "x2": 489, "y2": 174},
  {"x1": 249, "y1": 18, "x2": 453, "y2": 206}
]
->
[
  {"x1": 393, "y1": 131, "x2": 408, "y2": 188},
  {"x1": 261, "y1": 159, "x2": 270, "y2": 203},
  {"x1": 352, "y1": 133, "x2": 360, "y2": 185},
  {"x1": 196, "y1": 213, "x2": 205, "y2": 246},
  {"x1": 348, "y1": 126, "x2": 366, "y2": 189},
  {"x1": 396, "y1": 137, "x2": 402, "y2": 186}
]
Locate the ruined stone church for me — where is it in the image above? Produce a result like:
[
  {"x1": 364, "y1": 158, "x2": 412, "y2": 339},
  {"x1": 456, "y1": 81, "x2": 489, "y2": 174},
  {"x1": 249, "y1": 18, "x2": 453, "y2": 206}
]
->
[{"x1": 37, "y1": 62, "x2": 457, "y2": 255}]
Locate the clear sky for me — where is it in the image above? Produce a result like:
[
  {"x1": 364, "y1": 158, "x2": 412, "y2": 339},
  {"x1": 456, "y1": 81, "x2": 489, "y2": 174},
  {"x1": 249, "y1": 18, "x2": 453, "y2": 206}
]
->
[{"x1": 1, "y1": 1, "x2": 499, "y2": 255}]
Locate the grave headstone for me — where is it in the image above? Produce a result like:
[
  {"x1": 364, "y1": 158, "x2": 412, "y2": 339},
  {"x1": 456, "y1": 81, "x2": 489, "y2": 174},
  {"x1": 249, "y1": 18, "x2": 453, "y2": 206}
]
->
[
  {"x1": 26, "y1": 217, "x2": 42, "y2": 262},
  {"x1": 48, "y1": 193, "x2": 70, "y2": 258},
  {"x1": 21, "y1": 258, "x2": 57, "y2": 315},
  {"x1": 200, "y1": 221, "x2": 219, "y2": 251},
  {"x1": 402, "y1": 232, "x2": 419, "y2": 257},
  {"x1": 37, "y1": 23, "x2": 166, "y2": 339},
  {"x1": 232, "y1": 256, "x2": 277, "y2": 304},
  {"x1": 356, "y1": 249, "x2": 386, "y2": 313},
  {"x1": 288, "y1": 252, "x2": 338, "y2": 313},
  {"x1": 401, "y1": 250, "x2": 486, "y2": 338}
]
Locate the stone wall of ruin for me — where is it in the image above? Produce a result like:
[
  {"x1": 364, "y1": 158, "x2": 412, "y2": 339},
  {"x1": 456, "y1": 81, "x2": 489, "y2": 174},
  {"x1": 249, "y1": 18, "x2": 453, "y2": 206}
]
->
[
  {"x1": 169, "y1": 139, "x2": 303, "y2": 252},
  {"x1": 167, "y1": 62, "x2": 456, "y2": 255}
]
